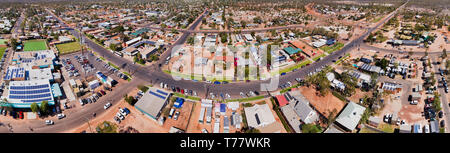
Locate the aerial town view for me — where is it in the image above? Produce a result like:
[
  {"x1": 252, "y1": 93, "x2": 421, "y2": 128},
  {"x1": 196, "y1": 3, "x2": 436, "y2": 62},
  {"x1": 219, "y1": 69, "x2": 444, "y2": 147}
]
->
[{"x1": 0, "y1": 0, "x2": 449, "y2": 137}]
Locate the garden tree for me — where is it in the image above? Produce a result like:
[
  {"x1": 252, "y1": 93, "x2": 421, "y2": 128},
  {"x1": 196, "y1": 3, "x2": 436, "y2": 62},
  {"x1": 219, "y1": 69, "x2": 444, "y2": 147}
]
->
[
  {"x1": 187, "y1": 36, "x2": 195, "y2": 45},
  {"x1": 253, "y1": 16, "x2": 262, "y2": 24},
  {"x1": 339, "y1": 72, "x2": 357, "y2": 96},
  {"x1": 443, "y1": 49, "x2": 447, "y2": 59},
  {"x1": 305, "y1": 69, "x2": 330, "y2": 96},
  {"x1": 408, "y1": 51, "x2": 414, "y2": 56},
  {"x1": 219, "y1": 32, "x2": 228, "y2": 43},
  {"x1": 30, "y1": 102, "x2": 39, "y2": 113},
  {"x1": 433, "y1": 92, "x2": 442, "y2": 112},
  {"x1": 301, "y1": 123, "x2": 322, "y2": 133},
  {"x1": 375, "y1": 58, "x2": 389, "y2": 70},
  {"x1": 109, "y1": 43, "x2": 122, "y2": 51},
  {"x1": 142, "y1": 33, "x2": 149, "y2": 39},
  {"x1": 9, "y1": 38, "x2": 17, "y2": 50},
  {"x1": 40, "y1": 101, "x2": 49, "y2": 114},
  {"x1": 149, "y1": 54, "x2": 159, "y2": 62},
  {"x1": 255, "y1": 35, "x2": 262, "y2": 44},
  {"x1": 250, "y1": 31, "x2": 255, "y2": 37}
]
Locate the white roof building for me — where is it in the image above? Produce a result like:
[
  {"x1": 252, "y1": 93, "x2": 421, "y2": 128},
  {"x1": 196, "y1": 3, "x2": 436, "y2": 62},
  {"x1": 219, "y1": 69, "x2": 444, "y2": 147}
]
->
[
  {"x1": 335, "y1": 102, "x2": 366, "y2": 131},
  {"x1": 244, "y1": 104, "x2": 276, "y2": 128}
]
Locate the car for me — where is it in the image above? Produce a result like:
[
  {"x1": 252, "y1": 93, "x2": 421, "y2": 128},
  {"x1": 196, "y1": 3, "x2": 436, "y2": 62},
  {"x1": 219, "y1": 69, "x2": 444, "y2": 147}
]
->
[
  {"x1": 123, "y1": 107, "x2": 130, "y2": 114},
  {"x1": 2, "y1": 109, "x2": 7, "y2": 116},
  {"x1": 100, "y1": 90, "x2": 106, "y2": 95},
  {"x1": 206, "y1": 80, "x2": 212, "y2": 84},
  {"x1": 114, "y1": 116, "x2": 121, "y2": 124},
  {"x1": 57, "y1": 113, "x2": 66, "y2": 119},
  {"x1": 225, "y1": 93, "x2": 231, "y2": 99},
  {"x1": 193, "y1": 91, "x2": 197, "y2": 96},
  {"x1": 96, "y1": 92, "x2": 102, "y2": 97},
  {"x1": 119, "y1": 108, "x2": 127, "y2": 116},
  {"x1": 240, "y1": 92, "x2": 246, "y2": 98},
  {"x1": 19, "y1": 111, "x2": 23, "y2": 119},
  {"x1": 173, "y1": 111, "x2": 180, "y2": 121},
  {"x1": 91, "y1": 96, "x2": 97, "y2": 102},
  {"x1": 439, "y1": 111, "x2": 443, "y2": 118},
  {"x1": 201, "y1": 128, "x2": 208, "y2": 133},
  {"x1": 168, "y1": 108, "x2": 175, "y2": 119},
  {"x1": 87, "y1": 98, "x2": 92, "y2": 103},
  {"x1": 441, "y1": 120, "x2": 445, "y2": 127},
  {"x1": 104, "y1": 103, "x2": 112, "y2": 109},
  {"x1": 116, "y1": 112, "x2": 125, "y2": 120},
  {"x1": 45, "y1": 120, "x2": 54, "y2": 125},
  {"x1": 295, "y1": 78, "x2": 302, "y2": 83},
  {"x1": 359, "y1": 98, "x2": 363, "y2": 104},
  {"x1": 424, "y1": 125, "x2": 430, "y2": 133}
]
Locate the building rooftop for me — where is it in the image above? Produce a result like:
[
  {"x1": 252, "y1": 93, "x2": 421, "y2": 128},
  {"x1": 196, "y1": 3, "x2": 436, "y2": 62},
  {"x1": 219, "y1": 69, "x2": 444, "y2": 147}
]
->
[
  {"x1": 244, "y1": 103, "x2": 276, "y2": 129},
  {"x1": 335, "y1": 102, "x2": 366, "y2": 131},
  {"x1": 134, "y1": 87, "x2": 171, "y2": 120}
]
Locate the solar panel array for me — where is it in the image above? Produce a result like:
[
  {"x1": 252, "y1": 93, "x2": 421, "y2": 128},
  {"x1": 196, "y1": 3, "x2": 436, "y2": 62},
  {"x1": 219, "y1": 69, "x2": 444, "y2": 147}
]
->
[
  {"x1": 149, "y1": 90, "x2": 166, "y2": 100},
  {"x1": 3, "y1": 67, "x2": 25, "y2": 80},
  {"x1": 156, "y1": 90, "x2": 168, "y2": 96},
  {"x1": 9, "y1": 84, "x2": 53, "y2": 103}
]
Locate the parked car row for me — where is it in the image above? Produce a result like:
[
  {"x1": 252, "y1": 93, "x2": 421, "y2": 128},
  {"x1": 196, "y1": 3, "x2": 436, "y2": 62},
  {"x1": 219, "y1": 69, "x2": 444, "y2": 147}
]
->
[
  {"x1": 61, "y1": 58, "x2": 80, "y2": 77},
  {"x1": 79, "y1": 91, "x2": 105, "y2": 106},
  {"x1": 75, "y1": 54, "x2": 96, "y2": 73},
  {"x1": 160, "y1": 82, "x2": 197, "y2": 97},
  {"x1": 168, "y1": 108, "x2": 180, "y2": 120},
  {"x1": 114, "y1": 107, "x2": 130, "y2": 124},
  {"x1": 103, "y1": 63, "x2": 119, "y2": 73}
]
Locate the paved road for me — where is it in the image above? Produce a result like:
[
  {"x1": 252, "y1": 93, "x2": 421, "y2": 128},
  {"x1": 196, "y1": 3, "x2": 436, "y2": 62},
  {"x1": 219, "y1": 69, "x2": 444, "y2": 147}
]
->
[
  {"x1": 47, "y1": 1, "x2": 408, "y2": 99},
  {"x1": 4, "y1": 1, "x2": 406, "y2": 133},
  {"x1": 431, "y1": 57, "x2": 449, "y2": 132}
]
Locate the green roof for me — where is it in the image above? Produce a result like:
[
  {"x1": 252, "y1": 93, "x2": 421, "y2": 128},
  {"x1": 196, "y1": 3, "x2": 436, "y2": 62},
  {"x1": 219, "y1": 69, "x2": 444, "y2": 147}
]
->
[
  {"x1": 283, "y1": 47, "x2": 301, "y2": 55},
  {"x1": 131, "y1": 28, "x2": 150, "y2": 36}
]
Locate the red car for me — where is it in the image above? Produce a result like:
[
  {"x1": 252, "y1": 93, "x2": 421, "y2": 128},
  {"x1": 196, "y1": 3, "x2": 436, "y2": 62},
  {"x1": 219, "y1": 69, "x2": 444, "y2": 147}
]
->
[
  {"x1": 181, "y1": 89, "x2": 185, "y2": 94},
  {"x1": 19, "y1": 111, "x2": 24, "y2": 119}
]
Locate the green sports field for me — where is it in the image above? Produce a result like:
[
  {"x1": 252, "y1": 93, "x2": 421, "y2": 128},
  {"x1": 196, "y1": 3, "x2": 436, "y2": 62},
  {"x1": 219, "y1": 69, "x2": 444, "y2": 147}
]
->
[
  {"x1": 23, "y1": 40, "x2": 48, "y2": 51},
  {"x1": 56, "y1": 41, "x2": 82, "y2": 55}
]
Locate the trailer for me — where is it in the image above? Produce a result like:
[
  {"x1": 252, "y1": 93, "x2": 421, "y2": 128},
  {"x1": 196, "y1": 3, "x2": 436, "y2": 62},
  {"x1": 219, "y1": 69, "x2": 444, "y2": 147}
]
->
[
  {"x1": 198, "y1": 107, "x2": 205, "y2": 123},
  {"x1": 213, "y1": 118, "x2": 220, "y2": 133},
  {"x1": 206, "y1": 107, "x2": 212, "y2": 124}
]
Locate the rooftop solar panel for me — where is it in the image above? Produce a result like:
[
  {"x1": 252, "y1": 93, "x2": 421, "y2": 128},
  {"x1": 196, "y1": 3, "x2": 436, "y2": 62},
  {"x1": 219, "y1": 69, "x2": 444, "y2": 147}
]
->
[
  {"x1": 149, "y1": 91, "x2": 166, "y2": 100},
  {"x1": 156, "y1": 90, "x2": 168, "y2": 96}
]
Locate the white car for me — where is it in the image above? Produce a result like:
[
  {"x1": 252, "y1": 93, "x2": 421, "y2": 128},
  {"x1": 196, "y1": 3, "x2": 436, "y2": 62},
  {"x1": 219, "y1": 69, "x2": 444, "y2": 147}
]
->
[
  {"x1": 201, "y1": 128, "x2": 208, "y2": 133},
  {"x1": 45, "y1": 120, "x2": 54, "y2": 125},
  {"x1": 424, "y1": 125, "x2": 430, "y2": 133},
  {"x1": 57, "y1": 113, "x2": 66, "y2": 119},
  {"x1": 119, "y1": 108, "x2": 127, "y2": 116},
  {"x1": 116, "y1": 112, "x2": 125, "y2": 120},
  {"x1": 104, "y1": 103, "x2": 112, "y2": 109}
]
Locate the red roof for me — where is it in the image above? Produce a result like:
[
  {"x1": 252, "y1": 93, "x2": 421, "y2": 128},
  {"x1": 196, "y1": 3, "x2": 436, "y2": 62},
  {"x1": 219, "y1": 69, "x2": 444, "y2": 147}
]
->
[{"x1": 275, "y1": 95, "x2": 289, "y2": 107}]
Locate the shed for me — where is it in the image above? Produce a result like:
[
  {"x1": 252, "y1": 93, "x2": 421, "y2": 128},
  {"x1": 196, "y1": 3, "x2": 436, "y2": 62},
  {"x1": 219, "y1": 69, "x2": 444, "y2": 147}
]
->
[{"x1": 399, "y1": 124, "x2": 412, "y2": 133}]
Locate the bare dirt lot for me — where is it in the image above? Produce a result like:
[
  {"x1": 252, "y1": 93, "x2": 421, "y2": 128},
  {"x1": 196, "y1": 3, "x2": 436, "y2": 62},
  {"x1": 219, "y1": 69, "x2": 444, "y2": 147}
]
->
[{"x1": 298, "y1": 86, "x2": 346, "y2": 118}]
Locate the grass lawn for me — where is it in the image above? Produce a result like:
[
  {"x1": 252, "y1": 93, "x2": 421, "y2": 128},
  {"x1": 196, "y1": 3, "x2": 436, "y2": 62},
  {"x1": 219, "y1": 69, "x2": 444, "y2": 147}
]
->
[
  {"x1": 312, "y1": 54, "x2": 326, "y2": 61},
  {"x1": 96, "y1": 121, "x2": 117, "y2": 133},
  {"x1": 23, "y1": 40, "x2": 48, "y2": 51},
  {"x1": 378, "y1": 123, "x2": 395, "y2": 133},
  {"x1": 108, "y1": 62, "x2": 120, "y2": 70},
  {"x1": 0, "y1": 47, "x2": 6, "y2": 59},
  {"x1": 320, "y1": 42, "x2": 344, "y2": 54},
  {"x1": 225, "y1": 95, "x2": 265, "y2": 102},
  {"x1": 360, "y1": 127, "x2": 380, "y2": 133},
  {"x1": 273, "y1": 60, "x2": 312, "y2": 76},
  {"x1": 0, "y1": 39, "x2": 7, "y2": 45},
  {"x1": 173, "y1": 92, "x2": 202, "y2": 101},
  {"x1": 56, "y1": 41, "x2": 82, "y2": 55}
]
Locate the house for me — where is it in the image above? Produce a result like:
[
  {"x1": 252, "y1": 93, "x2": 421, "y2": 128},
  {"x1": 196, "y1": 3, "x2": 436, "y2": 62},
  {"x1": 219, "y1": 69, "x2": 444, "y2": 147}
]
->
[
  {"x1": 324, "y1": 123, "x2": 345, "y2": 133},
  {"x1": 334, "y1": 102, "x2": 366, "y2": 131},
  {"x1": 380, "y1": 82, "x2": 402, "y2": 93},
  {"x1": 289, "y1": 92, "x2": 319, "y2": 124},
  {"x1": 280, "y1": 105, "x2": 302, "y2": 133},
  {"x1": 244, "y1": 103, "x2": 281, "y2": 133},
  {"x1": 411, "y1": 92, "x2": 421, "y2": 101}
]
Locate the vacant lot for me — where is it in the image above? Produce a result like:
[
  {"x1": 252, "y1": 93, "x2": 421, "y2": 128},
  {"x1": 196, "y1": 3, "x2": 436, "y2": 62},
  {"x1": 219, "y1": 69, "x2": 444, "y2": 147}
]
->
[
  {"x1": 298, "y1": 86, "x2": 346, "y2": 118},
  {"x1": 23, "y1": 40, "x2": 48, "y2": 51},
  {"x1": 56, "y1": 42, "x2": 82, "y2": 55}
]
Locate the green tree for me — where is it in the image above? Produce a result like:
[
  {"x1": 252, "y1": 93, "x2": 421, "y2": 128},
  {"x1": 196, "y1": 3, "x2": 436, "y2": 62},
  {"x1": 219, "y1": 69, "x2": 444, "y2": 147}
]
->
[
  {"x1": 30, "y1": 102, "x2": 40, "y2": 113},
  {"x1": 40, "y1": 101, "x2": 49, "y2": 114}
]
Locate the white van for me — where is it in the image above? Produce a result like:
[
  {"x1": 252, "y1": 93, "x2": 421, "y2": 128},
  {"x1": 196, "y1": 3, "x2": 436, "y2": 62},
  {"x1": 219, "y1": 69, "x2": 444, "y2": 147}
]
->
[{"x1": 168, "y1": 108, "x2": 175, "y2": 119}]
